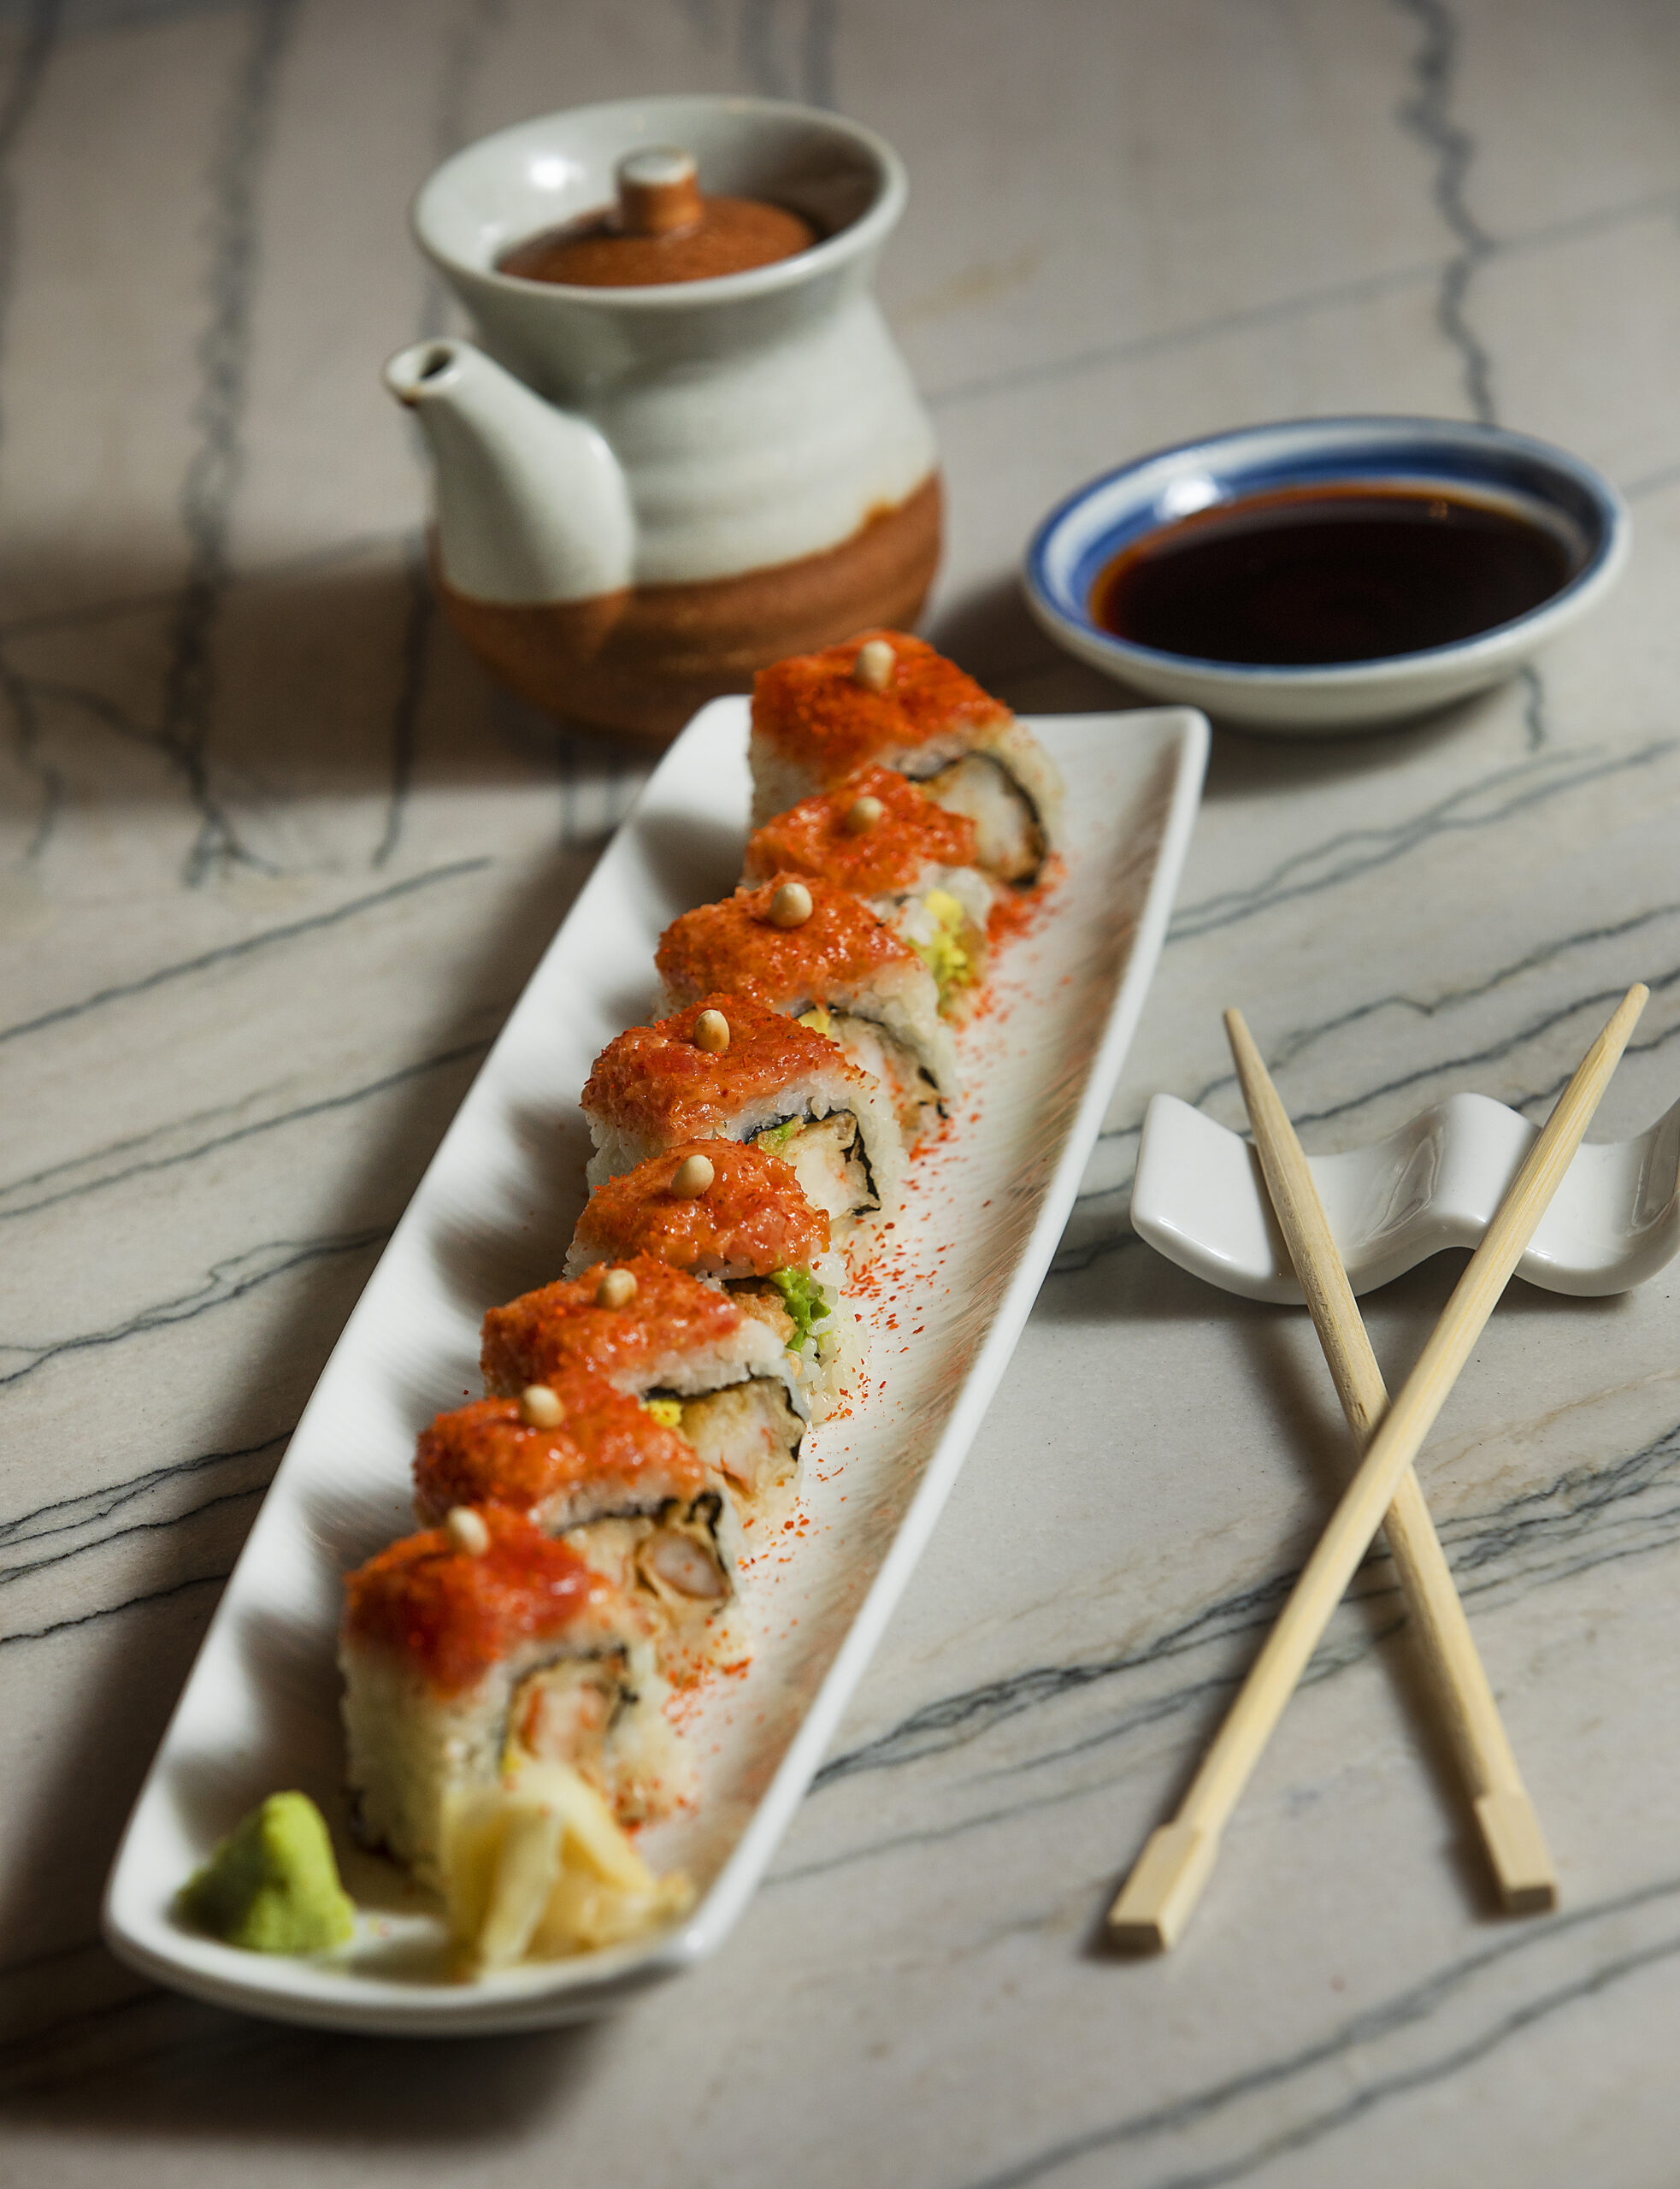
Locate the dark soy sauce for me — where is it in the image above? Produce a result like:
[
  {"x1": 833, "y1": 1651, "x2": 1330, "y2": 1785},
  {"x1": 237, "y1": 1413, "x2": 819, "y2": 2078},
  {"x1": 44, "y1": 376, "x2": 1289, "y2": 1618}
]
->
[{"x1": 1091, "y1": 485, "x2": 1577, "y2": 665}]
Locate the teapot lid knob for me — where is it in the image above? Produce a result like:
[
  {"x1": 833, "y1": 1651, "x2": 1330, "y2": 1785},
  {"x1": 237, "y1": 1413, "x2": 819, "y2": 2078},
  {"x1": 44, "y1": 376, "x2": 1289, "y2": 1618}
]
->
[{"x1": 616, "y1": 147, "x2": 703, "y2": 238}]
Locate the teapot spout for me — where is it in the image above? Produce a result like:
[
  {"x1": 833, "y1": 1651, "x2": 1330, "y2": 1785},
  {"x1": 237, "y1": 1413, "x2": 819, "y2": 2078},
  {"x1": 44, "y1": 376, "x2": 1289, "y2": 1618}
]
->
[{"x1": 385, "y1": 339, "x2": 634, "y2": 604}]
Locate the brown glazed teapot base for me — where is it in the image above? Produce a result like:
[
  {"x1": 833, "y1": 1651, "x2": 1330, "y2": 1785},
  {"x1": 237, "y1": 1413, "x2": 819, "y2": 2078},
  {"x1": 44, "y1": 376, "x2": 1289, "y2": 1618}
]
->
[{"x1": 437, "y1": 473, "x2": 941, "y2": 742}]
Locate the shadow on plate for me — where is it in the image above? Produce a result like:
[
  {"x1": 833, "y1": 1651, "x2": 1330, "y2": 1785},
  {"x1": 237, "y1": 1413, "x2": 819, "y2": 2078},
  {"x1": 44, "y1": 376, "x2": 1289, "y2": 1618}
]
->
[{"x1": 622, "y1": 805, "x2": 746, "y2": 923}]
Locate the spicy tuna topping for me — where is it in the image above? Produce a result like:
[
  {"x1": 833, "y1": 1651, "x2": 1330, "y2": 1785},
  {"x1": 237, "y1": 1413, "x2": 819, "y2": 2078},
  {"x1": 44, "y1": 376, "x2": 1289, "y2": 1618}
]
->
[
  {"x1": 744, "y1": 765, "x2": 980, "y2": 896},
  {"x1": 412, "y1": 1385, "x2": 705, "y2": 1526},
  {"x1": 751, "y1": 629, "x2": 1011, "y2": 775},
  {"x1": 574, "y1": 1140, "x2": 829, "y2": 1277},
  {"x1": 481, "y1": 1254, "x2": 747, "y2": 1395},
  {"x1": 582, "y1": 993, "x2": 865, "y2": 1142},
  {"x1": 657, "y1": 877, "x2": 921, "y2": 1006},
  {"x1": 341, "y1": 1508, "x2": 610, "y2": 1693}
]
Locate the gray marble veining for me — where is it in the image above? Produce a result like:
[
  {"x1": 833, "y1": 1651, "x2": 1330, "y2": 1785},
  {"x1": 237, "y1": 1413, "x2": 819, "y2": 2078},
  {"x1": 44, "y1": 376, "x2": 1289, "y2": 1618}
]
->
[{"x1": 3, "y1": 1, "x2": 1680, "y2": 2182}]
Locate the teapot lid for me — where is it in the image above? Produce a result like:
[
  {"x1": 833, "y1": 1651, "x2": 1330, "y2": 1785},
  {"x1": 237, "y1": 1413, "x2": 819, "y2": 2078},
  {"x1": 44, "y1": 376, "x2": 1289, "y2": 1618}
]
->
[{"x1": 498, "y1": 146, "x2": 819, "y2": 287}]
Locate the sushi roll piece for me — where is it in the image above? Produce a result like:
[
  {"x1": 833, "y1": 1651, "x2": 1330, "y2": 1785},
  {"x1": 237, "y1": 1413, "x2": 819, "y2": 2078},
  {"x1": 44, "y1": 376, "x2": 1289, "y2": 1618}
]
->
[
  {"x1": 749, "y1": 629, "x2": 1064, "y2": 884},
  {"x1": 563, "y1": 1140, "x2": 851, "y2": 1413},
  {"x1": 412, "y1": 1384, "x2": 745, "y2": 1666},
  {"x1": 481, "y1": 1254, "x2": 808, "y2": 1522},
  {"x1": 339, "y1": 1508, "x2": 682, "y2": 1887},
  {"x1": 581, "y1": 991, "x2": 903, "y2": 1242},
  {"x1": 742, "y1": 763, "x2": 995, "y2": 1016},
  {"x1": 655, "y1": 876, "x2": 957, "y2": 1145}
]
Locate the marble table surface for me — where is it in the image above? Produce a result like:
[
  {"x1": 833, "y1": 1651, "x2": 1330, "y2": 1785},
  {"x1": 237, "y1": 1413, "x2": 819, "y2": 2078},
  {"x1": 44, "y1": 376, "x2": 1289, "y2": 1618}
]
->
[{"x1": 5, "y1": 2, "x2": 1680, "y2": 2181}]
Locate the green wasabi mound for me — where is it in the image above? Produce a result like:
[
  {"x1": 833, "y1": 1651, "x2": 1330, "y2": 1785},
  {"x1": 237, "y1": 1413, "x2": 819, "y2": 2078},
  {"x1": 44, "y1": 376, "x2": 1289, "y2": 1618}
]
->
[
  {"x1": 770, "y1": 1265, "x2": 831, "y2": 1354},
  {"x1": 177, "y1": 1791, "x2": 355, "y2": 1955}
]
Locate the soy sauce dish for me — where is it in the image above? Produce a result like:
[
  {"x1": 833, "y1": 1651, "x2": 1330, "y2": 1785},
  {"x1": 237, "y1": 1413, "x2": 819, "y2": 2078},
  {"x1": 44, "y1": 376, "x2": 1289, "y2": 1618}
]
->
[{"x1": 1023, "y1": 417, "x2": 1629, "y2": 734}]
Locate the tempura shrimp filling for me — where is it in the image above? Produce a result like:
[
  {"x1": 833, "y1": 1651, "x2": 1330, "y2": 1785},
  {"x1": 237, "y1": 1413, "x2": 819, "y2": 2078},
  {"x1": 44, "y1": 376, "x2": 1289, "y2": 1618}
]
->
[
  {"x1": 750, "y1": 1106, "x2": 881, "y2": 1222},
  {"x1": 805, "y1": 1005, "x2": 946, "y2": 1141},
  {"x1": 915, "y1": 752, "x2": 1049, "y2": 885},
  {"x1": 340, "y1": 1623, "x2": 684, "y2": 1888},
  {"x1": 568, "y1": 1485, "x2": 736, "y2": 1630},
  {"x1": 663, "y1": 1375, "x2": 805, "y2": 1520},
  {"x1": 509, "y1": 1647, "x2": 635, "y2": 1785}
]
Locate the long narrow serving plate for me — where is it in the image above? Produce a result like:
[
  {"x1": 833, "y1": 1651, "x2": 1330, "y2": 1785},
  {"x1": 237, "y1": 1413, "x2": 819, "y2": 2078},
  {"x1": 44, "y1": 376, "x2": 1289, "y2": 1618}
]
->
[{"x1": 103, "y1": 698, "x2": 1209, "y2": 2034}]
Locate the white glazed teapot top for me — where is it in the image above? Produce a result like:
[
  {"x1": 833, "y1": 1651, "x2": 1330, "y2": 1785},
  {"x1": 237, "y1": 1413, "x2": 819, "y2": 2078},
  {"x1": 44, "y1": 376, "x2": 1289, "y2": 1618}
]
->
[
  {"x1": 392, "y1": 97, "x2": 936, "y2": 605},
  {"x1": 494, "y1": 145, "x2": 820, "y2": 289}
]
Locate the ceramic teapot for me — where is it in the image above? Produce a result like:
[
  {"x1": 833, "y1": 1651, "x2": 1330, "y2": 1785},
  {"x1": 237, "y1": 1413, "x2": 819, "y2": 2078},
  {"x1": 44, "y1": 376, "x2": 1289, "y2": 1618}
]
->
[{"x1": 384, "y1": 96, "x2": 940, "y2": 741}]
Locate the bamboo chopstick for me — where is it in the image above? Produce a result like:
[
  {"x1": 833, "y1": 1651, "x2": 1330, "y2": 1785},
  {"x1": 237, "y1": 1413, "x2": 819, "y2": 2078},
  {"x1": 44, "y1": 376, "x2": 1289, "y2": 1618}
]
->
[
  {"x1": 1222, "y1": 1006, "x2": 1556, "y2": 1914},
  {"x1": 1108, "y1": 982, "x2": 1647, "y2": 1951}
]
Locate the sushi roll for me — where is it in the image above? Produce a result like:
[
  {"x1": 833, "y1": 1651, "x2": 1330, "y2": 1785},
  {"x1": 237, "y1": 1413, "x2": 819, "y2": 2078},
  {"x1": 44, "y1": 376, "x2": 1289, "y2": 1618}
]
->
[
  {"x1": 581, "y1": 991, "x2": 904, "y2": 1240},
  {"x1": 749, "y1": 629, "x2": 1064, "y2": 884},
  {"x1": 564, "y1": 1140, "x2": 851, "y2": 1412},
  {"x1": 655, "y1": 876, "x2": 957, "y2": 1144},
  {"x1": 412, "y1": 1384, "x2": 744, "y2": 1664},
  {"x1": 339, "y1": 1508, "x2": 681, "y2": 1887},
  {"x1": 481, "y1": 1254, "x2": 808, "y2": 1521},
  {"x1": 742, "y1": 763, "x2": 995, "y2": 1016}
]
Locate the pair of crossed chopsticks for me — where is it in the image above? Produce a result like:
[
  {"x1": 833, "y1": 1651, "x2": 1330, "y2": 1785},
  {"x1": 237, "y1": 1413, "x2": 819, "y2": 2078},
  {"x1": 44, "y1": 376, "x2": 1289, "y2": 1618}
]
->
[{"x1": 1109, "y1": 982, "x2": 1649, "y2": 1951}]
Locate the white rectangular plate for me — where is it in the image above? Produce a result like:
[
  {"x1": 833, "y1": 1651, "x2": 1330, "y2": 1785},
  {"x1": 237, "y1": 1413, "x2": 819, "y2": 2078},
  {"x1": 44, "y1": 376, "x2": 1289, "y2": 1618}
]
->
[{"x1": 103, "y1": 699, "x2": 1208, "y2": 2034}]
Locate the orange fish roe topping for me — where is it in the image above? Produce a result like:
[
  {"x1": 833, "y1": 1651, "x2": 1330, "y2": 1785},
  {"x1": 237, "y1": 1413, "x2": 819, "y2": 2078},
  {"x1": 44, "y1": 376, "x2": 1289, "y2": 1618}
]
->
[
  {"x1": 574, "y1": 1140, "x2": 830, "y2": 1278},
  {"x1": 657, "y1": 876, "x2": 919, "y2": 1007},
  {"x1": 743, "y1": 765, "x2": 980, "y2": 896},
  {"x1": 342, "y1": 1508, "x2": 608, "y2": 1694},
  {"x1": 411, "y1": 1384, "x2": 706, "y2": 1527},
  {"x1": 582, "y1": 993, "x2": 866, "y2": 1144},
  {"x1": 481, "y1": 1254, "x2": 745, "y2": 1396},
  {"x1": 751, "y1": 629, "x2": 1010, "y2": 776}
]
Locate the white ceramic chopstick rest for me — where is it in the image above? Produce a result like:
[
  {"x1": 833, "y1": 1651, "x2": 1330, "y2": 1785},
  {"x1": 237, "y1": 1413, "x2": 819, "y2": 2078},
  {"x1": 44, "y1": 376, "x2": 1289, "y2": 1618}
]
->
[{"x1": 1132, "y1": 1088, "x2": 1680, "y2": 1300}]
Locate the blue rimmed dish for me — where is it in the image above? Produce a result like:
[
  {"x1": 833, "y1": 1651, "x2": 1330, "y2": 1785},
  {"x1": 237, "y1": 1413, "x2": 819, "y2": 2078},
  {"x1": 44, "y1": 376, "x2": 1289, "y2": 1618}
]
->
[{"x1": 1023, "y1": 416, "x2": 1630, "y2": 734}]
